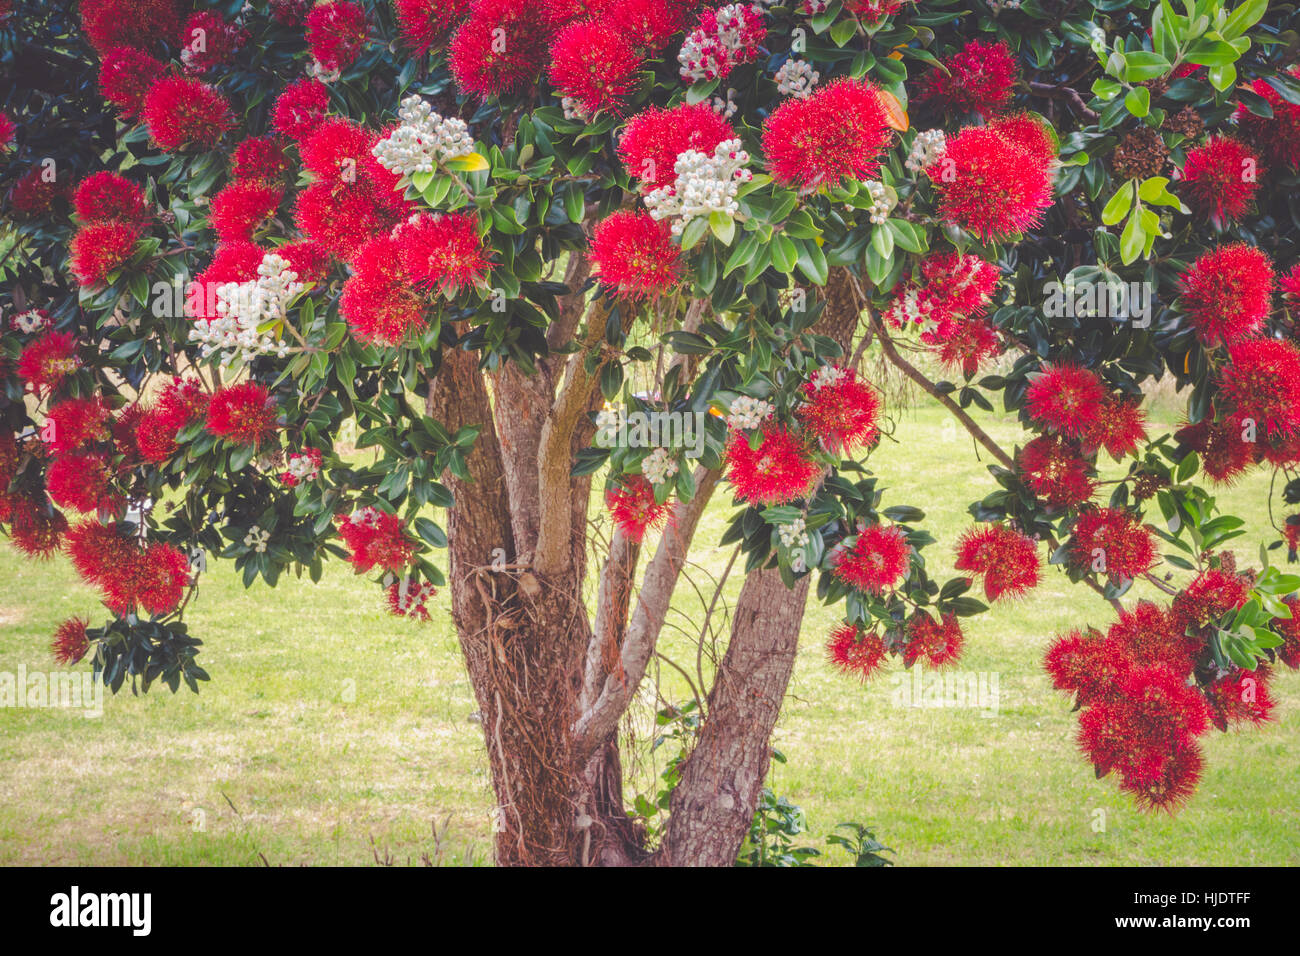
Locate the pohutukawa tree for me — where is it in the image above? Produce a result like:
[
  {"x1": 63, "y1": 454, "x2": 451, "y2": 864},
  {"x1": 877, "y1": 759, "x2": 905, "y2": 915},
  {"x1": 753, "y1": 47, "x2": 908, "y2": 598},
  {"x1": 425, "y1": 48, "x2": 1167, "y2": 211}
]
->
[{"x1": 2, "y1": 0, "x2": 1299, "y2": 864}]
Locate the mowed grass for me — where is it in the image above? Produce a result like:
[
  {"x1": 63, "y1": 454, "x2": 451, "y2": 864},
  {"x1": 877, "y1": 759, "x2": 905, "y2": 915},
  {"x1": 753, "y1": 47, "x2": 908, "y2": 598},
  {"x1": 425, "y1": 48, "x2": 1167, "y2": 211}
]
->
[{"x1": 0, "y1": 397, "x2": 1296, "y2": 866}]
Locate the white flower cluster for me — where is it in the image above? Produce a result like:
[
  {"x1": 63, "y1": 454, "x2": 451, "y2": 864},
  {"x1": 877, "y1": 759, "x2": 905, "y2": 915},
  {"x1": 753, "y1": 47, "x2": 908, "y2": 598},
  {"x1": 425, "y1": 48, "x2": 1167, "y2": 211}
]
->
[
  {"x1": 989, "y1": 0, "x2": 1021, "y2": 8},
  {"x1": 345, "y1": 506, "x2": 382, "y2": 529},
  {"x1": 775, "y1": 59, "x2": 819, "y2": 98},
  {"x1": 642, "y1": 447, "x2": 679, "y2": 487},
  {"x1": 802, "y1": 0, "x2": 830, "y2": 12},
  {"x1": 881, "y1": 287, "x2": 937, "y2": 330},
  {"x1": 189, "y1": 253, "x2": 304, "y2": 367},
  {"x1": 285, "y1": 452, "x2": 320, "y2": 483},
  {"x1": 371, "y1": 95, "x2": 474, "y2": 179},
  {"x1": 777, "y1": 517, "x2": 809, "y2": 550},
  {"x1": 905, "y1": 129, "x2": 947, "y2": 173},
  {"x1": 645, "y1": 139, "x2": 752, "y2": 237},
  {"x1": 243, "y1": 526, "x2": 271, "y2": 553},
  {"x1": 561, "y1": 96, "x2": 589, "y2": 122},
  {"x1": 726, "y1": 395, "x2": 775, "y2": 430},
  {"x1": 808, "y1": 365, "x2": 847, "y2": 392},
  {"x1": 677, "y1": 4, "x2": 764, "y2": 83},
  {"x1": 595, "y1": 405, "x2": 621, "y2": 438},
  {"x1": 390, "y1": 577, "x2": 437, "y2": 613},
  {"x1": 862, "y1": 180, "x2": 892, "y2": 224},
  {"x1": 712, "y1": 88, "x2": 738, "y2": 118},
  {"x1": 11, "y1": 309, "x2": 48, "y2": 334}
]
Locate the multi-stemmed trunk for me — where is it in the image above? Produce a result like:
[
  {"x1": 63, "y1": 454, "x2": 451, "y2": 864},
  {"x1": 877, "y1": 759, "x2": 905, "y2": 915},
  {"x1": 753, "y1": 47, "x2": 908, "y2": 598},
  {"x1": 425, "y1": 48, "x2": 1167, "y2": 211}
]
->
[{"x1": 426, "y1": 268, "x2": 863, "y2": 866}]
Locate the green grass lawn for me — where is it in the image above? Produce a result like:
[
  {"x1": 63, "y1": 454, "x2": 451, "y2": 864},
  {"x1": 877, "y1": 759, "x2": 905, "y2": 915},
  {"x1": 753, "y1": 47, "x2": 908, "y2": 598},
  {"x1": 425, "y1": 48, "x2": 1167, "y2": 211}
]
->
[{"x1": 1, "y1": 396, "x2": 1297, "y2": 866}]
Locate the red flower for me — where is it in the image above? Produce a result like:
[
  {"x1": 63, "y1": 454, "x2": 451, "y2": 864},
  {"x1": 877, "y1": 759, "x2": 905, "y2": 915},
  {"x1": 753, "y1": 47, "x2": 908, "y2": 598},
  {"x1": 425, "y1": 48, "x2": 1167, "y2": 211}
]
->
[
  {"x1": 449, "y1": 0, "x2": 551, "y2": 99},
  {"x1": 826, "y1": 623, "x2": 887, "y2": 680},
  {"x1": 386, "y1": 577, "x2": 437, "y2": 621},
  {"x1": 270, "y1": 0, "x2": 314, "y2": 24},
  {"x1": 45, "y1": 397, "x2": 112, "y2": 454},
  {"x1": 1218, "y1": 338, "x2": 1300, "y2": 439},
  {"x1": 918, "y1": 39, "x2": 1018, "y2": 119},
  {"x1": 272, "y1": 78, "x2": 331, "y2": 142},
  {"x1": 230, "y1": 137, "x2": 291, "y2": 185},
  {"x1": 542, "y1": 0, "x2": 617, "y2": 26},
  {"x1": 135, "y1": 542, "x2": 190, "y2": 616},
  {"x1": 1082, "y1": 395, "x2": 1147, "y2": 460},
  {"x1": 52, "y1": 617, "x2": 91, "y2": 665},
  {"x1": 98, "y1": 46, "x2": 166, "y2": 118},
  {"x1": 393, "y1": 212, "x2": 491, "y2": 294},
  {"x1": 1237, "y1": 70, "x2": 1300, "y2": 170},
  {"x1": 336, "y1": 508, "x2": 416, "y2": 572},
  {"x1": 1044, "y1": 628, "x2": 1123, "y2": 705},
  {"x1": 300, "y1": 117, "x2": 376, "y2": 182},
  {"x1": 1017, "y1": 435, "x2": 1095, "y2": 507},
  {"x1": 0, "y1": 113, "x2": 11, "y2": 151},
  {"x1": 1275, "y1": 595, "x2": 1300, "y2": 668},
  {"x1": 619, "y1": 103, "x2": 734, "y2": 190},
  {"x1": 932, "y1": 115, "x2": 1056, "y2": 241},
  {"x1": 17, "y1": 331, "x2": 80, "y2": 395},
  {"x1": 954, "y1": 524, "x2": 1040, "y2": 601},
  {"x1": 80, "y1": 0, "x2": 183, "y2": 54},
  {"x1": 795, "y1": 366, "x2": 880, "y2": 455},
  {"x1": 294, "y1": 180, "x2": 399, "y2": 262},
  {"x1": 135, "y1": 379, "x2": 207, "y2": 464},
  {"x1": 834, "y1": 524, "x2": 911, "y2": 594},
  {"x1": 277, "y1": 240, "x2": 332, "y2": 285},
  {"x1": 606, "y1": 474, "x2": 671, "y2": 542},
  {"x1": 1069, "y1": 507, "x2": 1157, "y2": 582},
  {"x1": 46, "y1": 451, "x2": 121, "y2": 514},
  {"x1": 340, "y1": 235, "x2": 429, "y2": 346},
  {"x1": 1105, "y1": 601, "x2": 1198, "y2": 677},
  {"x1": 69, "y1": 221, "x2": 140, "y2": 286},
  {"x1": 929, "y1": 318, "x2": 1001, "y2": 378},
  {"x1": 394, "y1": 0, "x2": 471, "y2": 55},
  {"x1": 548, "y1": 19, "x2": 642, "y2": 116},
  {"x1": 209, "y1": 181, "x2": 282, "y2": 243},
  {"x1": 187, "y1": 242, "x2": 266, "y2": 320},
  {"x1": 1171, "y1": 567, "x2": 1251, "y2": 633},
  {"x1": 1177, "y1": 244, "x2": 1275, "y2": 347},
  {"x1": 8, "y1": 498, "x2": 68, "y2": 559},
  {"x1": 1024, "y1": 363, "x2": 1107, "y2": 439},
  {"x1": 74, "y1": 172, "x2": 148, "y2": 226},
  {"x1": 205, "y1": 383, "x2": 279, "y2": 447},
  {"x1": 7, "y1": 167, "x2": 70, "y2": 218},
  {"x1": 1174, "y1": 417, "x2": 1255, "y2": 484},
  {"x1": 589, "y1": 211, "x2": 682, "y2": 300},
  {"x1": 1121, "y1": 743, "x2": 1203, "y2": 813},
  {"x1": 606, "y1": 0, "x2": 687, "y2": 51},
  {"x1": 306, "y1": 0, "x2": 369, "y2": 73},
  {"x1": 142, "y1": 76, "x2": 234, "y2": 152},
  {"x1": 1180, "y1": 136, "x2": 1262, "y2": 227},
  {"x1": 761, "y1": 79, "x2": 892, "y2": 192},
  {"x1": 904, "y1": 612, "x2": 964, "y2": 668},
  {"x1": 725, "y1": 426, "x2": 821, "y2": 505},
  {"x1": 179, "y1": 11, "x2": 249, "y2": 73}
]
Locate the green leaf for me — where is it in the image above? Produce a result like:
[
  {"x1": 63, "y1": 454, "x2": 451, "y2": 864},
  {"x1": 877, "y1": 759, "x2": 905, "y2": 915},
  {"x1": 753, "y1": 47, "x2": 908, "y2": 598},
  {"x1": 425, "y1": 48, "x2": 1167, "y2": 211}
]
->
[
  {"x1": 1124, "y1": 86, "x2": 1151, "y2": 118},
  {"x1": 1101, "y1": 181, "x2": 1134, "y2": 226}
]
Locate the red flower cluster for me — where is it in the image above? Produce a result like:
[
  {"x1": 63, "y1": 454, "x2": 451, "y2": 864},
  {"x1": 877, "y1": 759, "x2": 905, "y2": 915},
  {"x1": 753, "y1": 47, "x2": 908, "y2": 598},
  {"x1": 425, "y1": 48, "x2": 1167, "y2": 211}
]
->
[
  {"x1": 449, "y1": 0, "x2": 551, "y2": 98},
  {"x1": 932, "y1": 114, "x2": 1056, "y2": 241},
  {"x1": 1174, "y1": 416, "x2": 1255, "y2": 484},
  {"x1": 606, "y1": 0, "x2": 688, "y2": 52},
  {"x1": 142, "y1": 76, "x2": 235, "y2": 152},
  {"x1": 179, "y1": 11, "x2": 249, "y2": 74},
  {"x1": 725, "y1": 426, "x2": 821, "y2": 505},
  {"x1": 7, "y1": 167, "x2": 70, "y2": 219},
  {"x1": 68, "y1": 171, "x2": 151, "y2": 287},
  {"x1": 17, "y1": 331, "x2": 80, "y2": 395},
  {"x1": 306, "y1": 0, "x2": 369, "y2": 74},
  {"x1": 340, "y1": 235, "x2": 429, "y2": 345},
  {"x1": 954, "y1": 524, "x2": 1040, "y2": 601},
  {"x1": 1217, "y1": 338, "x2": 1300, "y2": 440},
  {"x1": 826, "y1": 623, "x2": 887, "y2": 681},
  {"x1": 231, "y1": 136, "x2": 291, "y2": 186},
  {"x1": 762, "y1": 79, "x2": 892, "y2": 192},
  {"x1": 336, "y1": 508, "x2": 416, "y2": 572},
  {"x1": 66, "y1": 521, "x2": 190, "y2": 616},
  {"x1": 52, "y1": 617, "x2": 91, "y2": 665},
  {"x1": 589, "y1": 211, "x2": 682, "y2": 300},
  {"x1": 795, "y1": 367, "x2": 880, "y2": 455},
  {"x1": 98, "y1": 46, "x2": 166, "y2": 118},
  {"x1": 917, "y1": 40, "x2": 1018, "y2": 119},
  {"x1": 548, "y1": 19, "x2": 642, "y2": 117},
  {"x1": 1180, "y1": 136, "x2": 1262, "y2": 227},
  {"x1": 45, "y1": 397, "x2": 113, "y2": 455},
  {"x1": 1177, "y1": 244, "x2": 1274, "y2": 348},
  {"x1": 834, "y1": 524, "x2": 911, "y2": 594},
  {"x1": 606, "y1": 474, "x2": 671, "y2": 542},
  {"x1": 393, "y1": 212, "x2": 491, "y2": 294},
  {"x1": 272, "y1": 78, "x2": 331, "y2": 142},
  {"x1": 619, "y1": 103, "x2": 734, "y2": 190},
  {"x1": 209, "y1": 180, "x2": 283, "y2": 243},
  {"x1": 7, "y1": 498, "x2": 69, "y2": 559},
  {"x1": 1083, "y1": 395, "x2": 1148, "y2": 460},
  {"x1": 1204, "y1": 668, "x2": 1275, "y2": 730},
  {"x1": 1171, "y1": 566, "x2": 1251, "y2": 633},
  {"x1": 904, "y1": 612, "x2": 964, "y2": 668},
  {"x1": 80, "y1": 0, "x2": 183, "y2": 54},
  {"x1": 394, "y1": 0, "x2": 471, "y2": 55},
  {"x1": 1068, "y1": 507, "x2": 1156, "y2": 582},
  {"x1": 1237, "y1": 69, "x2": 1300, "y2": 170},
  {"x1": 1017, "y1": 435, "x2": 1095, "y2": 507},
  {"x1": 135, "y1": 377, "x2": 209, "y2": 464},
  {"x1": 386, "y1": 577, "x2": 437, "y2": 621},
  {"x1": 205, "y1": 382, "x2": 279, "y2": 448},
  {"x1": 1025, "y1": 363, "x2": 1106, "y2": 439},
  {"x1": 69, "y1": 222, "x2": 139, "y2": 287},
  {"x1": 45, "y1": 451, "x2": 121, "y2": 515}
]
